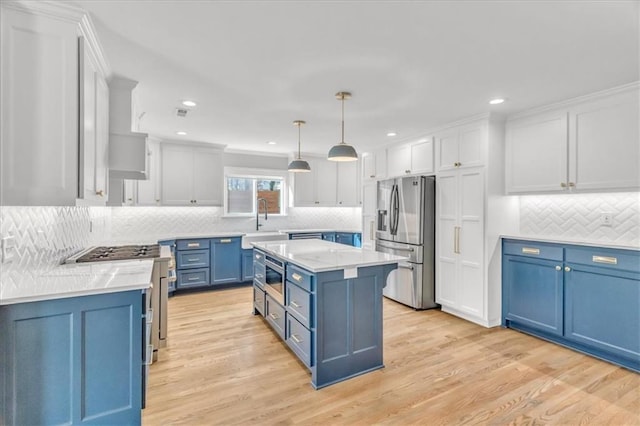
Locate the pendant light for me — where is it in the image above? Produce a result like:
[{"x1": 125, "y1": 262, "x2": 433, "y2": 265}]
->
[
  {"x1": 288, "y1": 120, "x2": 311, "y2": 172},
  {"x1": 328, "y1": 91, "x2": 358, "y2": 162}
]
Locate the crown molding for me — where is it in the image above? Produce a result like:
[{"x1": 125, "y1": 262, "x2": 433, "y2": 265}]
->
[{"x1": 78, "y1": 13, "x2": 111, "y2": 79}]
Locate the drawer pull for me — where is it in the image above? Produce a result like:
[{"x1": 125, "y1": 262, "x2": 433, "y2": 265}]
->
[
  {"x1": 592, "y1": 255, "x2": 617, "y2": 265},
  {"x1": 522, "y1": 247, "x2": 540, "y2": 255},
  {"x1": 255, "y1": 273, "x2": 264, "y2": 279},
  {"x1": 220, "y1": 239, "x2": 232, "y2": 243},
  {"x1": 555, "y1": 265, "x2": 561, "y2": 271},
  {"x1": 291, "y1": 301, "x2": 302, "y2": 308},
  {"x1": 187, "y1": 258, "x2": 200, "y2": 262},
  {"x1": 187, "y1": 243, "x2": 200, "y2": 248},
  {"x1": 269, "y1": 313, "x2": 279, "y2": 320},
  {"x1": 565, "y1": 266, "x2": 571, "y2": 272},
  {"x1": 188, "y1": 277, "x2": 199, "y2": 281},
  {"x1": 291, "y1": 273, "x2": 302, "y2": 282},
  {"x1": 291, "y1": 334, "x2": 303, "y2": 344},
  {"x1": 255, "y1": 254, "x2": 262, "y2": 260}
]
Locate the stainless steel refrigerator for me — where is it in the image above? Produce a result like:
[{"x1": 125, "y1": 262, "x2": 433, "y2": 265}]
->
[{"x1": 375, "y1": 175, "x2": 437, "y2": 309}]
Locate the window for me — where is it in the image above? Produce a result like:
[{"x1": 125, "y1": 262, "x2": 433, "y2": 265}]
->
[{"x1": 224, "y1": 168, "x2": 287, "y2": 216}]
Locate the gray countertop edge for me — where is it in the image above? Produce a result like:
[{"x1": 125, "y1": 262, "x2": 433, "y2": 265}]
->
[{"x1": 501, "y1": 235, "x2": 640, "y2": 251}]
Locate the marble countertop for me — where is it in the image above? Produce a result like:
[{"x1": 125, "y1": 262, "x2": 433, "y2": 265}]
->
[
  {"x1": 252, "y1": 239, "x2": 406, "y2": 273},
  {"x1": 0, "y1": 259, "x2": 154, "y2": 306},
  {"x1": 279, "y1": 229, "x2": 362, "y2": 234},
  {"x1": 501, "y1": 235, "x2": 640, "y2": 251}
]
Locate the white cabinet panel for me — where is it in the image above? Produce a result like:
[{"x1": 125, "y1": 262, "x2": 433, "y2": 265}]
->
[
  {"x1": 293, "y1": 164, "x2": 316, "y2": 206},
  {"x1": 361, "y1": 215, "x2": 376, "y2": 251},
  {"x1": 192, "y1": 148, "x2": 223, "y2": 205},
  {"x1": 362, "y1": 153, "x2": 376, "y2": 181},
  {"x1": 161, "y1": 145, "x2": 194, "y2": 205},
  {"x1": 293, "y1": 156, "x2": 357, "y2": 207},
  {"x1": 315, "y1": 159, "x2": 337, "y2": 206},
  {"x1": 337, "y1": 161, "x2": 358, "y2": 206},
  {"x1": 95, "y1": 77, "x2": 109, "y2": 201},
  {"x1": 436, "y1": 130, "x2": 459, "y2": 172},
  {"x1": 436, "y1": 124, "x2": 484, "y2": 172},
  {"x1": 362, "y1": 182, "x2": 377, "y2": 216},
  {"x1": 410, "y1": 138, "x2": 434, "y2": 174},
  {"x1": 386, "y1": 145, "x2": 411, "y2": 177},
  {"x1": 135, "y1": 140, "x2": 161, "y2": 205}
]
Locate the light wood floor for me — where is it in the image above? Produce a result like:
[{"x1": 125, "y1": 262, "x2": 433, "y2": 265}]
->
[{"x1": 143, "y1": 286, "x2": 639, "y2": 425}]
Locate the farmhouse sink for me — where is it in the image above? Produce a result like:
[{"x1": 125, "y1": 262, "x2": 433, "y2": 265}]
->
[{"x1": 241, "y1": 232, "x2": 287, "y2": 249}]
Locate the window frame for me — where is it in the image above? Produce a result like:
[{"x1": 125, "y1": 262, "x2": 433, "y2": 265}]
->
[{"x1": 223, "y1": 167, "x2": 288, "y2": 217}]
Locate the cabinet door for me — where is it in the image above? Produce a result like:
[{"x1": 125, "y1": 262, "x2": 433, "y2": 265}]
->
[
  {"x1": 80, "y1": 38, "x2": 98, "y2": 203},
  {"x1": 506, "y1": 111, "x2": 569, "y2": 193},
  {"x1": 314, "y1": 158, "x2": 337, "y2": 205},
  {"x1": 336, "y1": 161, "x2": 359, "y2": 206},
  {"x1": 410, "y1": 138, "x2": 434, "y2": 174},
  {"x1": 375, "y1": 149, "x2": 387, "y2": 180},
  {"x1": 361, "y1": 215, "x2": 376, "y2": 251},
  {"x1": 1, "y1": 9, "x2": 79, "y2": 206},
  {"x1": 386, "y1": 144, "x2": 411, "y2": 177},
  {"x1": 565, "y1": 263, "x2": 640, "y2": 364},
  {"x1": 242, "y1": 249, "x2": 254, "y2": 282},
  {"x1": 211, "y1": 238, "x2": 242, "y2": 284},
  {"x1": 458, "y1": 124, "x2": 484, "y2": 169},
  {"x1": 569, "y1": 90, "x2": 640, "y2": 191},
  {"x1": 136, "y1": 140, "x2": 160, "y2": 205},
  {"x1": 293, "y1": 158, "x2": 317, "y2": 206},
  {"x1": 362, "y1": 182, "x2": 377, "y2": 216},
  {"x1": 362, "y1": 153, "x2": 376, "y2": 181},
  {"x1": 436, "y1": 171, "x2": 458, "y2": 306},
  {"x1": 192, "y1": 148, "x2": 222, "y2": 205},
  {"x1": 161, "y1": 145, "x2": 194, "y2": 205},
  {"x1": 503, "y1": 256, "x2": 564, "y2": 336},
  {"x1": 95, "y1": 76, "x2": 109, "y2": 201},
  {"x1": 435, "y1": 129, "x2": 459, "y2": 172}
]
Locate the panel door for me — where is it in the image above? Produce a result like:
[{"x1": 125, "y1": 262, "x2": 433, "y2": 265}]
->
[
  {"x1": 95, "y1": 75, "x2": 109, "y2": 201},
  {"x1": 436, "y1": 171, "x2": 458, "y2": 306},
  {"x1": 458, "y1": 124, "x2": 484, "y2": 169},
  {"x1": 337, "y1": 161, "x2": 359, "y2": 206},
  {"x1": 161, "y1": 145, "x2": 194, "y2": 205},
  {"x1": 375, "y1": 149, "x2": 387, "y2": 180},
  {"x1": 570, "y1": 90, "x2": 640, "y2": 191},
  {"x1": 457, "y1": 168, "x2": 485, "y2": 317},
  {"x1": 293, "y1": 158, "x2": 316, "y2": 206},
  {"x1": 136, "y1": 140, "x2": 161, "y2": 205},
  {"x1": 386, "y1": 144, "x2": 411, "y2": 177},
  {"x1": 410, "y1": 138, "x2": 434, "y2": 174},
  {"x1": 362, "y1": 153, "x2": 376, "y2": 181},
  {"x1": 565, "y1": 264, "x2": 640, "y2": 363},
  {"x1": 1, "y1": 9, "x2": 79, "y2": 205},
  {"x1": 80, "y1": 37, "x2": 98, "y2": 202},
  {"x1": 506, "y1": 111, "x2": 569, "y2": 193},
  {"x1": 193, "y1": 148, "x2": 222, "y2": 205},
  {"x1": 361, "y1": 215, "x2": 376, "y2": 251},
  {"x1": 362, "y1": 182, "x2": 377, "y2": 216},
  {"x1": 242, "y1": 249, "x2": 254, "y2": 282},
  {"x1": 503, "y1": 256, "x2": 564, "y2": 335},
  {"x1": 314, "y1": 158, "x2": 337, "y2": 206},
  {"x1": 435, "y1": 128, "x2": 459, "y2": 172},
  {"x1": 211, "y1": 238, "x2": 242, "y2": 284}
]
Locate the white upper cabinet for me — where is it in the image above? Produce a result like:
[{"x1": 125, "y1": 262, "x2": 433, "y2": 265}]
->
[
  {"x1": 161, "y1": 143, "x2": 223, "y2": 206},
  {"x1": 387, "y1": 138, "x2": 434, "y2": 178},
  {"x1": 336, "y1": 161, "x2": 359, "y2": 206},
  {"x1": 506, "y1": 84, "x2": 640, "y2": 194},
  {"x1": 436, "y1": 124, "x2": 484, "y2": 172},
  {"x1": 362, "y1": 149, "x2": 388, "y2": 181},
  {"x1": 0, "y1": 2, "x2": 109, "y2": 206},
  {"x1": 135, "y1": 139, "x2": 161, "y2": 205},
  {"x1": 293, "y1": 156, "x2": 358, "y2": 207}
]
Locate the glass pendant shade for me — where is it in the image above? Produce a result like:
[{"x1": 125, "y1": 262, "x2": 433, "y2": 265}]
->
[
  {"x1": 328, "y1": 91, "x2": 358, "y2": 161},
  {"x1": 288, "y1": 120, "x2": 311, "y2": 172}
]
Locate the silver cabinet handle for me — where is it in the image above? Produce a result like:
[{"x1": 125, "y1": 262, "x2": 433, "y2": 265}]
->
[
  {"x1": 568, "y1": 182, "x2": 575, "y2": 188},
  {"x1": 187, "y1": 258, "x2": 199, "y2": 262},
  {"x1": 255, "y1": 254, "x2": 262, "y2": 260},
  {"x1": 269, "y1": 313, "x2": 279, "y2": 320},
  {"x1": 291, "y1": 301, "x2": 302, "y2": 308},
  {"x1": 555, "y1": 265, "x2": 561, "y2": 271},
  {"x1": 522, "y1": 247, "x2": 540, "y2": 255},
  {"x1": 377, "y1": 243, "x2": 414, "y2": 252},
  {"x1": 291, "y1": 334, "x2": 303, "y2": 344},
  {"x1": 188, "y1": 277, "x2": 199, "y2": 281},
  {"x1": 564, "y1": 266, "x2": 571, "y2": 272},
  {"x1": 592, "y1": 255, "x2": 617, "y2": 265},
  {"x1": 454, "y1": 226, "x2": 461, "y2": 254},
  {"x1": 560, "y1": 182, "x2": 567, "y2": 188},
  {"x1": 291, "y1": 273, "x2": 302, "y2": 282},
  {"x1": 220, "y1": 239, "x2": 232, "y2": 243},
  {"x1": 254, "y1": 273, "x2": 264, "y2": 279},
  {"x1": 187, "y1": 243, "x2": 200, "y2": 248}
]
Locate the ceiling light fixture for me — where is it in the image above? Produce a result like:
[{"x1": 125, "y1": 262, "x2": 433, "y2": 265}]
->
[
  {"x1": 328, "y1": 91, "x2": 358, "y2": 162},
  {"x1": 288, "y1": 120, "x2": 311, "y2": 172},
  {"x1": 489, "y1": 98, "x2": 505, "y2": 105},
  {"x1": 267, "y1": 141, "x2": 277, "y2": 145},
  {"x1": 387, "y1": 132, "x2": 397, "y2": 137},
  {"x1": 182, "y1": 100, "x2": 197, "y2": 107},
  {"x1": 176, "y1": 131, "x2": 187, "y2": 136}
]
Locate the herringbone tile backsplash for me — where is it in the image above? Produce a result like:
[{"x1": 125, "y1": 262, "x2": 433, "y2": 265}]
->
[{"x1": 520, "y1": 192, "x2": 640, "y2": 246}]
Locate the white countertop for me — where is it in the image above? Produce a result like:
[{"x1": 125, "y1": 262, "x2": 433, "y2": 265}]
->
[
  {"x1": 0, "y1": 259, "x2": 154, "y2": 306},
  {"x1": 501, "y1": 235, "x2": 640, "y2": 251},
  {"x1": 252, "y1": 239, "x2": 406, "y2": 273},
  {"x1": 279, "y1": 229, "x2": 361, "y2": 234}
]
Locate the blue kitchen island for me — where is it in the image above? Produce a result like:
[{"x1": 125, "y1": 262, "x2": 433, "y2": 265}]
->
[{"x1": 251, "y1": 239, "x2": 404, "y2": 389}]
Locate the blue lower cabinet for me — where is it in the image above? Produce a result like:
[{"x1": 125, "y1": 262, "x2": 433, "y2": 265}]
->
[
  {"x1": 177, "y1": 267, "x2": 210, "y2": 289},
  {"x1": 159, "y1": 240, "x2": 177, "y2": 293},
  {"x1": 352, "y1": 233, "x2": 362, "y2": 248},
  {"x1": 502, "y1": 239, "x2": 640, "y2": 373},
  {"x1": 0, "y1": 291, "x2": 143, "y2": 425},
  {"x1": 242, "y1": 249, "x2": 254, "y2": 282},
  {"x1": 322, "y1": 232, "x2": 336, "y2": 242},
  {"x1": 253, "y1": 284, "x2": 265, "y2": 316},
  {"x1": 286, "y1": 314, "x2": 312, "y2": 367},
  {"x1": 211, "y1": 237, "x2": 242, "y2": 285},
  {"x1": 335, "y1": 232, "x2": 354, "y2": 246},
  {"x1": 264, "y1": 294, "x2": 286, "y2": 339}
]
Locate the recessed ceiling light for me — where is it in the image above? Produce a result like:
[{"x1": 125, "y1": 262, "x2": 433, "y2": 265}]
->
[
  {"x1": 489, "y1": 98, "x2": 505, "y2": 105},
  {"x1": 387, "y1": 132, "x2": 397, "y2": 137},
  {"x1": 267, "y1": 141, "x2": 277, "y2": 145},
  {"x1": 176, "y1": 131, "x2": 187, "y2": 136},
  {"x1": 418, "y1": 138, "x2": 428, "y2": 143},
  {"x1": 182, "y1": 100, "x2": 197, "y2": 107}
]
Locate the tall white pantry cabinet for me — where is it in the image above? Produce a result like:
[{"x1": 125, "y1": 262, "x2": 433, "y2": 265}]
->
[{"x1": 435, "y1": 116, "x2": 518, "y2": 327}]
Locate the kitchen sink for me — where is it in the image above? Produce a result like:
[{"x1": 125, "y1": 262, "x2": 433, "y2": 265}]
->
[{"x1": 241, "y1": 232, "x2": 287, "y2": 249}]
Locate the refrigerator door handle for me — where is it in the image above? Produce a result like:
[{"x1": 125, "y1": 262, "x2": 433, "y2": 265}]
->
[
  {"x1": 389, "y1": 184, "x2": 396, "y2": 235},
  {"x1": 392, "y1": 184, "x2": 400, "y2": 235},
  {"x1": 377, "y1": 243, "x2": 414, "y2": 252}
]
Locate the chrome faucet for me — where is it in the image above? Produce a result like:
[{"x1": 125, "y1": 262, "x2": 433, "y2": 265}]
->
[{"x1": 256, "y1": 198, "x2": 268, "y2": 231}]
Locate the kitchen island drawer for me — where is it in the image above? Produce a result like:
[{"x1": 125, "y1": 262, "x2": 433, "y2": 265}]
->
[
  {"x1": 286, "y1": 280, "x2": 313, "y2": 328},
  {"x1": 253, "y1": 249, "x2": 266, "y2": 265},
  {"x1": 177, "y1": 268, "x2": 210, "y2": 288},
  {"x1": 177, "y1": 239, "x2": 209, "y2": 250},
  {"x1": 286, "y1": 264, "x2": 314, "y2": 292},
  {"x1": 253, "y1": 285, "x2": 265, "y2": 317},
  {"x1": 265, "y1": 294, "x2": 286, "y2": 340},
  {"x1": 177, "y1": 250, "x2": 209, "y2": 269},
  {"x1": 565, "y1": 246, "x2": 640, "y2": 273},
  {"x1": 286, "y1": 314, "x2": 312, "y2": 368},
  {"x1": 503, "y1": 240, "x2": 563, "y2": 261}
]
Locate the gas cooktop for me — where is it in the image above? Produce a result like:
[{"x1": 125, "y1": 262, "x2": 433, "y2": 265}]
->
[{"x1": 73, "y1": 245, "x2": 160, "y2": 263}]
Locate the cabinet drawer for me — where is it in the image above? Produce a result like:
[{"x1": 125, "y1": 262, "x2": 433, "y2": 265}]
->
[
  {"x1": 176, "y1": 239, "x2": 209, "y2": 250},
  {"x1": 176, "y1": 268, "x2": 210, "y2": 288},
  {"x1": 253, "y1": 249, "x2": 266, "y2": 265},
  {"x1": 177, "y1": 250, "x2": 210, "y2": 269},
  {"x1": 503, "y1": 240, "x2": 563, "y2": 261},
  {"x1": 566, "y1": 246, "x2": 640, "y2": 273},
  {"x1": 265, "y1": 294, "x2": 286, "y2": 340},
  {"x1": 286, "y1": 281, "x2": 313, "y2": 328},
  {"x1": 286, "y1": 314, "x2": 312, "y2": 368},
  {"x1": 253, "y1": 285, "x2": 265, "y2": 317},
  {"x1": 211, "y1": 236, "x2": 240, "y2": 245},
  {"x1": 286, "y1": 264, "x2": 314, "y2": 292},
  {"x1": 254, "y1": 262, "x2": 266, "y2": 289}
]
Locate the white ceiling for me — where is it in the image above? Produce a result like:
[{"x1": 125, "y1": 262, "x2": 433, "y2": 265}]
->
[{"x1": 71, "y1": 0, "x2": 639, "y2": 157}]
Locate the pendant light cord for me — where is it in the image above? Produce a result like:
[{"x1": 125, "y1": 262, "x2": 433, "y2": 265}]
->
[
  {"x1": 341, "y1": 94, "x2": 345, "y2": 144},
  {"x1": 297, "y1": 123, "x2": 302, "y2": 159}
]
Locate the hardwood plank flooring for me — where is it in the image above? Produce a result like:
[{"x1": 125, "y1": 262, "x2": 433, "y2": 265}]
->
[{"x1": 143, "y1": 287, "x2": 639, "y2": 425}]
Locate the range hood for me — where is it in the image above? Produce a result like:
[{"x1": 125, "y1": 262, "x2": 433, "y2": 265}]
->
[{"x1": 109, "y1": 76, "x2": 148, "y2": 180}]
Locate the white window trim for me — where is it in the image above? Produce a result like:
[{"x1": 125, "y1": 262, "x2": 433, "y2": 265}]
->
[{"x1": 223, "y1": 167, "x2": 288, "y2": 217}]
